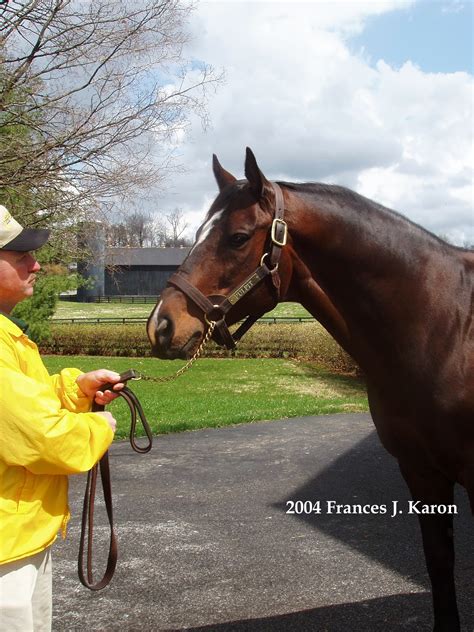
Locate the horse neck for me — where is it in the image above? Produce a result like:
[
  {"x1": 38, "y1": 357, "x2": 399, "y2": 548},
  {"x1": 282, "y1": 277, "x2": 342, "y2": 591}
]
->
[{"x1": 284, "y1": 185, "x2": 453, "y2": 369}]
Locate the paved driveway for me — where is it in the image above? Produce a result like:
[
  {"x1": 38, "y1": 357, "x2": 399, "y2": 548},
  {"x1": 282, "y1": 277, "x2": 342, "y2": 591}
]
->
[{"x1": 52, "y1": 413, "x2": 474, "y2": 631}]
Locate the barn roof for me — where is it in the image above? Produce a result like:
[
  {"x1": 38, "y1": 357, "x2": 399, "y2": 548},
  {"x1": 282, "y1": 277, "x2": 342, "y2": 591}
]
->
[{"x1": 106, "y1": 247, "x2": 190, "y2": 267}]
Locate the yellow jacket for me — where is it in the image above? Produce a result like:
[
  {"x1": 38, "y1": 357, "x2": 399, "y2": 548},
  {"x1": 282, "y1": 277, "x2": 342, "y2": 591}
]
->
[{"x1": 0, "y1": 314, "x2": 114, "y2": 564}]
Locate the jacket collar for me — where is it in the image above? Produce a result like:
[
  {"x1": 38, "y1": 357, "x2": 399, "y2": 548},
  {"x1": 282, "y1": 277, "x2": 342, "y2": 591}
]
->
[{"x1": 0, "y1": 311, "x2": 29, "y2": 336}]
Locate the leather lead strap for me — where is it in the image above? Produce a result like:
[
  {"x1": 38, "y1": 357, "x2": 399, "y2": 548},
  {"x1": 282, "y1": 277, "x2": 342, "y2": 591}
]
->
[
  {"x1": 78, "y1": 452, "x2": 117, "y2": 591},
  {"x1": 78, "y1": 385, "x2": 153, "y2": 591}
]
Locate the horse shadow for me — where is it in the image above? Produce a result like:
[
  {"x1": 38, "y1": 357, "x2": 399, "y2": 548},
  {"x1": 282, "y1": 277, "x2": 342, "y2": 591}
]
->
[
  {"x1": 185, "y1": 593, "x2": 434, "y2": 631},
  {"x1": 187, "y1": 428, "x2": 473, "y2": 631},
  {"x1": 286, "y1": 363, "x2": 473, "y2": 592}
]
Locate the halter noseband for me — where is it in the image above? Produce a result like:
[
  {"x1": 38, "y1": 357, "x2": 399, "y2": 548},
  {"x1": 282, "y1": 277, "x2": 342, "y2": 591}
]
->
[{"x1": 167, "y1": 182, "x2": 288, "y2": 350}]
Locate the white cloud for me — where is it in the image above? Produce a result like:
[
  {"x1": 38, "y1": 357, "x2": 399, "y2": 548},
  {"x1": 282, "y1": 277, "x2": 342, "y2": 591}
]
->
[
  {"x1": 154, "y1": 1, "x2": 473, "y2": 245},
  {"x1": 441, "y1": 1, "x2": 465, "y2": 14}
]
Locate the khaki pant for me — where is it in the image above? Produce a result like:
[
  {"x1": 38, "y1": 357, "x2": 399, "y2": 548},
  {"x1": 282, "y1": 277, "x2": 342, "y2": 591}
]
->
[{"x1": 0, "y1": 548, "x2": 52, "y2": 632}]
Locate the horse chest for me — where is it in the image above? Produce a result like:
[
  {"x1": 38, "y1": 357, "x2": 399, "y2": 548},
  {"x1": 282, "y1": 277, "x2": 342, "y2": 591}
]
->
[{"x1": 367, "y1": 386, "x2": 473, "y2": 477}]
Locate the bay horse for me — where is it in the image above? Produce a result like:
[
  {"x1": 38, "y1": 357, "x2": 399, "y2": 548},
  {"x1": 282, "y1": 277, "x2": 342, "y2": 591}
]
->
[{"x1": 147, "y1": 148, "x2": 474, "y2": 631}]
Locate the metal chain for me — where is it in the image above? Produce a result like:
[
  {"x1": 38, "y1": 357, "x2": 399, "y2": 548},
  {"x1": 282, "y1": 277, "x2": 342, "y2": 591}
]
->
[{"x1": 137, "y1": 320, "x2": 217, "y2": 384}]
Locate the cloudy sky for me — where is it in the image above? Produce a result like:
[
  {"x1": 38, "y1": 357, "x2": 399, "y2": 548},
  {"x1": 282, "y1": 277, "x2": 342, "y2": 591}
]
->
[{"x1": 156, "y1": 0, "x2": 473, "y2": 245}]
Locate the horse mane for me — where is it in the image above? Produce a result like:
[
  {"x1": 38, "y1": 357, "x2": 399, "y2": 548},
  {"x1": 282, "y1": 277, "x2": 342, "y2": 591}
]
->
[
  {"x1": 208, "y1": 178, "x2": 469, "y2": 254},
  {"x1": 278, "y1": 181, "x2": 467, "y2": 253}
]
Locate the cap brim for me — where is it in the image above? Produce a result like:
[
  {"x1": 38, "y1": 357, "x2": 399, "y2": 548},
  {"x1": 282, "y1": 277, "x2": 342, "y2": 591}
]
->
[{"x1": 2, "y1": 228, "x2": 50, "y2": 252}]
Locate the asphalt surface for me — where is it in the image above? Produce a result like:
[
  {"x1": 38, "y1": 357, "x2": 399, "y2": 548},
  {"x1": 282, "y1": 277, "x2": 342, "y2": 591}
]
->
[{"x1": 52, "y1": 413, "x2": 474, "y2": 631}]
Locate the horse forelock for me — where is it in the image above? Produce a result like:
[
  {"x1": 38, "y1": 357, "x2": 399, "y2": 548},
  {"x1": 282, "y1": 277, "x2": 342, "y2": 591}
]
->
[
  {"x1": 192, "y1": 181, "x2": 256, "y2": 248},
  {"x1": 187, "y1": 181, "x2": 269, "y2": 264},
  {"x1": 208, "y1": 180, "x2": 249, "y2": 213}
]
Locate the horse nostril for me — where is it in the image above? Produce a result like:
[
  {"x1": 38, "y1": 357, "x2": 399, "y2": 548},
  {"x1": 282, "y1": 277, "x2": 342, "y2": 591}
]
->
[
  {"x1": 156, "y1": 317, "x2": 172, "y2": 345},
  {"x1": 156, "y1": 319, "x2": 168, "y2": 334}
]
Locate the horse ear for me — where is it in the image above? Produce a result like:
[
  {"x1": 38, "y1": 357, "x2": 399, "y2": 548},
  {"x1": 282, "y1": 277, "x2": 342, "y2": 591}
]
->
[
  {"x1": 244, "y1": 147, "x2": 270, "y2": 200},
  {"x1": 213, "y1": 154, "x2": 237, "y2": 191}
]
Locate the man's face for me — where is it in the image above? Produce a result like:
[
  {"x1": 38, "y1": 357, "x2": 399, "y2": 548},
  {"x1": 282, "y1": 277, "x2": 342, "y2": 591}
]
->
[{"x1": 0, "y1": 250, "x2": 41, "y2": 313}]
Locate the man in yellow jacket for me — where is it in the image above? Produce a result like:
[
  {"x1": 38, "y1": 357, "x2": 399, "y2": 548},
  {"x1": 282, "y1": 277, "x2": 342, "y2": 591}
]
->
[{"x1": 0, "y1": 206, "x2": 124, "y2": 631}]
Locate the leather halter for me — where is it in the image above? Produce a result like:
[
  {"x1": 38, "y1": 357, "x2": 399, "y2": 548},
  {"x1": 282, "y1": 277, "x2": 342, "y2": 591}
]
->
[{"x1": 167, "y1": 182, "x2": 288, "y2": 350}]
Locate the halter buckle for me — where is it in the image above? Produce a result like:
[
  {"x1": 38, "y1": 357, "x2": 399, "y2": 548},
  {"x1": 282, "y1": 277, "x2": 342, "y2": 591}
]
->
[{"x1": 271, "y1": 218, "x2": 287, "y2": 247}]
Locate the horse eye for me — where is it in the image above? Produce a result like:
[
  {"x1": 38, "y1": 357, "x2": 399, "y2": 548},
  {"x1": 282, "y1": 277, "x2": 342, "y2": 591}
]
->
[{"x1": 229, "y1": 233, "x2": 249, "y2": 248}]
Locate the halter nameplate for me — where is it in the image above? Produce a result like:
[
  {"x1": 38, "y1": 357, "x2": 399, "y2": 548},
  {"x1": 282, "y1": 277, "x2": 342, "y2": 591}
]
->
[{"x1": 227, "y1": 269, "x2": 267, "y2": 305}]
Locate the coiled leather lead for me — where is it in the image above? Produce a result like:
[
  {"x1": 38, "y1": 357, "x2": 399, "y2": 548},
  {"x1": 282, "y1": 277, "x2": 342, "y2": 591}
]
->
[{"x1": 78, "y1": 374, "x2": 153, "y2": 590}]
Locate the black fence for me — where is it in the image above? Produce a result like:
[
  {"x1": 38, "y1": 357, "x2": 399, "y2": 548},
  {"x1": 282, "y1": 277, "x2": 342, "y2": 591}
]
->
[
  {"x1": 52, "y1": 316, "x2": 316, "y2": 325},
  {"x1": 60, "y1": 295, "x2": 158, "y2": 304}
]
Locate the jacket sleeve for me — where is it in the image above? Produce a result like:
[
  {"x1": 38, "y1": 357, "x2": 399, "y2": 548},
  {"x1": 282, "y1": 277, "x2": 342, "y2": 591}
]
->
[
  {"x1": 49, "y1": 367, "x2": 93, "y2": 413},
  {"x1": 0, "y1": 347, "x2": 114, "y2": 476}
]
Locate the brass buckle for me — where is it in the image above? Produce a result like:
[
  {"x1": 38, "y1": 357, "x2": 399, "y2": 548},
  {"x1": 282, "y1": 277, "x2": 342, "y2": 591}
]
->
[{"x1": 271, "y1": 218, "x2": 287, "y2": 247}]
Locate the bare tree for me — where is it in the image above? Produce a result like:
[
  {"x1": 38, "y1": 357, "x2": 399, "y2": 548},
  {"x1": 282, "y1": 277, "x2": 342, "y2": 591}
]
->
[
  {"x1": 108, "y1": 210, "x2": 164, "y2": 247},
  {"x1": 164, "y1": 207, "x2": 190, "y2": 246},
  {"x1": 107, "y1": 207, "x2": 190, "y2": 247},
  {"x1": 0, "y1": 0, "x2": 222, "y2": 225}
]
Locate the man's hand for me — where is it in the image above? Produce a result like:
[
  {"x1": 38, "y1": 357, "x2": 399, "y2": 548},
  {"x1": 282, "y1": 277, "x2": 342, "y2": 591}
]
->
[{"x1": 76, "y1": 369, "x2": 125, "y2": 406}]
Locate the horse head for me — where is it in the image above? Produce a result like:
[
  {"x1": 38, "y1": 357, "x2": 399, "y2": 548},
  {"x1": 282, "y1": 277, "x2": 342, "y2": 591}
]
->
[{"x1": 147, "y1": 148, "x2": 294, "y2": 359}]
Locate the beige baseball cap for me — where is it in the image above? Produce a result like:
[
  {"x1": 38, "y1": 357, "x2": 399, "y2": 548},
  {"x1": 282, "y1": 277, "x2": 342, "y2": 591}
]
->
[{"x1": 0, "y1": 205, "x2": 50, "y2": 251}]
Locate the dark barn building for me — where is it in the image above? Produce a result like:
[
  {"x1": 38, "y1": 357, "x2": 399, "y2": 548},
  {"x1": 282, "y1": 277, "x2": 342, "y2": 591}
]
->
[
  {"x1": 77, "y1": 247, "x2": 190, "y2": 300},
  {"x1": 105, "y1": 247, "x2": 190, "y2": 297}
]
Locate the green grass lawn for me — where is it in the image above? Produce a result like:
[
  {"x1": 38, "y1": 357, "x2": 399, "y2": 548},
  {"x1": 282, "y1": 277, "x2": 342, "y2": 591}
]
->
[
  {"x1": 53, "y1": 300, "x2": 312, "y2": 320},
  {"x1": 53, "y1": 300, "x2": 152, "y2": 319},
  {"x1": 43, "y1": 356, "x2": 368, "y2": 438}
]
